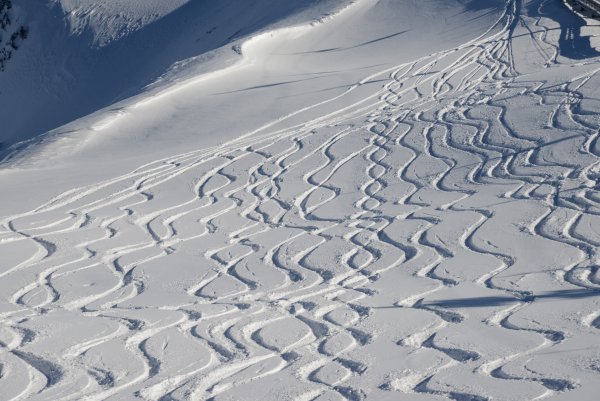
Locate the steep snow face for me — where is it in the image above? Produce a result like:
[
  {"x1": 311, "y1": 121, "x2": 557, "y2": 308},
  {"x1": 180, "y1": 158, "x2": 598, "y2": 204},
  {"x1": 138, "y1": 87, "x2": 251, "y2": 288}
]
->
[
  {"x1": 0, "y1": 1, "x2": 600, "y2": 401},
  {"x1": 0, "y1": 0, "x2": 350, "y2": 151}
]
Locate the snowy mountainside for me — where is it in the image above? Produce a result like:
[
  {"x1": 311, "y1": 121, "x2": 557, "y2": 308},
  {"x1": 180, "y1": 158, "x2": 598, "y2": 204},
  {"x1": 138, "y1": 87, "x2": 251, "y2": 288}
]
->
[
  {"x1": 0, "y1": 1, "x2": 599, "y2": 401},
  {"x1": 0, "y1": 0, "x2": 350, "y2": 152},
  {"x1": 0, "y1": 0, "x2": 508, "y2": 214}
]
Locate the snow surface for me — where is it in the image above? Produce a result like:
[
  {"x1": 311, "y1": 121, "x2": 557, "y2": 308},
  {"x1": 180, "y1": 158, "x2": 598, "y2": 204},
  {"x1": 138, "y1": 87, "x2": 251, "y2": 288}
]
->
[{"x1": 1, "y1": 0, "x2": 600, "y2": 400}]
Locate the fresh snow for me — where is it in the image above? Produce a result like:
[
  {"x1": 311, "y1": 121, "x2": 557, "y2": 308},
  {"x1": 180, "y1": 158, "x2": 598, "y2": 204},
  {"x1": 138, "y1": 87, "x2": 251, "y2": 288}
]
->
[{"x1": 0, "y1": 0, "x2": 600, "y2": 400}]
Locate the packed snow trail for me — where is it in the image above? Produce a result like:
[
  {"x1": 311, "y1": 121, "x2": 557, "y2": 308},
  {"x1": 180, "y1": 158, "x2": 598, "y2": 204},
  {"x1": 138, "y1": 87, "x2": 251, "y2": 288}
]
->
[{"x1": 1, "y1": 0, "x2": 600, "y2": 400}]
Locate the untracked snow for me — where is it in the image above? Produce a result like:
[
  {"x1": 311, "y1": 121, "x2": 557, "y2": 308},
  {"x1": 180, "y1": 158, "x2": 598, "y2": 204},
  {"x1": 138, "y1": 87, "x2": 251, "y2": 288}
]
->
[{"x1": 0, "y1": 1, "x2": 600, "y2": 400}]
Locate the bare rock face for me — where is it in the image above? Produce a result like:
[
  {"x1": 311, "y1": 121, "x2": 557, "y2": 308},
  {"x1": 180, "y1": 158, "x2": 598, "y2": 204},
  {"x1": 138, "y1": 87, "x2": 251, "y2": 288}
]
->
[{"x1": 0, "y1": 0, "x2": 28, "y2": 71}]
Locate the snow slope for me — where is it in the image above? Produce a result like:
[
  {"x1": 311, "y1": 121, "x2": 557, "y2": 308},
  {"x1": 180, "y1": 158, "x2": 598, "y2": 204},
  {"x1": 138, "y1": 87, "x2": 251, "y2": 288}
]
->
[
  {"x1": 0, "y1": 0, "x2": 349, "y2": 150},
  {"x1": 1, "y1": 0, "x2": 600, "y2": 400}
]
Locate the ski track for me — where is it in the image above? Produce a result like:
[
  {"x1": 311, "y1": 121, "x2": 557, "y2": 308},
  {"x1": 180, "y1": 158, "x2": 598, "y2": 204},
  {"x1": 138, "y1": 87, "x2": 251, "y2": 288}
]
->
[{"x1": 1, "y1": 1, "x2": 600, "y2": 400}]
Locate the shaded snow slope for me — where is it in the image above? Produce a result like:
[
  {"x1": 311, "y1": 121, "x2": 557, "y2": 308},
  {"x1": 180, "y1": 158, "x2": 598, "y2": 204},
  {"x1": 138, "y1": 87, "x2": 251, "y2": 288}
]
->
[{"x1": 1, "y1": 1, "x2": 600, "y2": 401}]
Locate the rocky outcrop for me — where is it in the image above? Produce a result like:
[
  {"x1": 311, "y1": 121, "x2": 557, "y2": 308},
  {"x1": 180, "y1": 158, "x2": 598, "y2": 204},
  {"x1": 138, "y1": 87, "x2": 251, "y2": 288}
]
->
[{"x1": 0, "y1": 0, "x2": 28, "y2": 71}]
